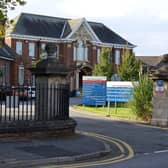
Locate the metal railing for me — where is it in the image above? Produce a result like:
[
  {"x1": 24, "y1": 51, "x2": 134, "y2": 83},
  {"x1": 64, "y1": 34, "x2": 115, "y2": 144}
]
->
[{"x1": 0, "y1": 84, "x2": 69, "y2": 122}]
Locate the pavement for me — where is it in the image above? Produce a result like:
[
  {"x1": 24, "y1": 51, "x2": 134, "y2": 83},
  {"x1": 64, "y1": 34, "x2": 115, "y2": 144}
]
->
[
  {"x1": 69, "y1": 96, "x2": 82, "y2": 106},
  {"x1": 0, "y1": 132, "x2": 115, "y2": 167},
  {"x1": 0, "y1": 97, "x2": 138, "y2": 168},
  {"x1": 0, "y1": 97, "x2": 126, "y2": 168}
]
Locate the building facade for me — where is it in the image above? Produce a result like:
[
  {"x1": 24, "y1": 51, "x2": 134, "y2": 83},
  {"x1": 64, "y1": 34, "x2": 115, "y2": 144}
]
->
[
  {"x1": 5, "y1": 13, "x2": 135, "y2": 92},
  {"x1": 136, "y1": 56, "x2": 161, "y2": 74},
  {"x1": 0, "y1": 44, "x2": 15, "y2": 86}
]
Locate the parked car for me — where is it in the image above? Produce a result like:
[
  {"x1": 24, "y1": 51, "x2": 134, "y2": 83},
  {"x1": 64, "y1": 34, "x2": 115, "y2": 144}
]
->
[
  {"x1": 12, "y1": 86, "x2": 36, "y2": 100},
  {"x1": 25, "y1": 86, "x2": 36, "y2": 99}
]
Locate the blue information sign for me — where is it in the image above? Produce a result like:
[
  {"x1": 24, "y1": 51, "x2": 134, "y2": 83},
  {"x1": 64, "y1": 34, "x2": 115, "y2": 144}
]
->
[
  {"x1": 106, "y1": 82, "x2": 134, "y2": 103},
  {"x1": 155, "y1": 80, "x2": 164, "y2": 94},
  {"x1": 82, "y1": 76, "x2": 106, "y2": 106}
]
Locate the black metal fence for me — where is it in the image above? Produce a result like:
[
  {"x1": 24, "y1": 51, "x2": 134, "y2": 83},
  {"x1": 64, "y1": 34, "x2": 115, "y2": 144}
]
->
[{"x1": 0, "y1": 84, "x2": 69, "y2": 122}]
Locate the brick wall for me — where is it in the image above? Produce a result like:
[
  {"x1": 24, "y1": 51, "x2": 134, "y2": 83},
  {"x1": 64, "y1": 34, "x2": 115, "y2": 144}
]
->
[
  {"x1": 6, "y1": 39, "x2": 33, "y2": 85},
  {"x1": 5, "y1": 37, "x2": 131, "y2": 86}
]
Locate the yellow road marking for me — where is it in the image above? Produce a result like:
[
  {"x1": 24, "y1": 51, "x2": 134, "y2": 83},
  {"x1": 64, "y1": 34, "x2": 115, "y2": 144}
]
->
[{"x1": 43, "y1": 131, "x2": 134, "y2": 168}]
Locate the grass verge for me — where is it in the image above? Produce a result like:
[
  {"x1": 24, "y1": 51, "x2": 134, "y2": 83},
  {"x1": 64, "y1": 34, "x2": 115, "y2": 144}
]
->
[{"x1": 73, "y1": 104, "x2": 138, "y2": 120}]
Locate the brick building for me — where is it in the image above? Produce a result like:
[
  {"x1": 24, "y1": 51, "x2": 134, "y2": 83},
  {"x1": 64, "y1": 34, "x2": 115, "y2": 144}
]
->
[
  {"x1": 5, "y1": 13, "x2": 135, "y2": 92},
  {"x1": 0, "y1": 44, "x2": 16, "y2": 86}
]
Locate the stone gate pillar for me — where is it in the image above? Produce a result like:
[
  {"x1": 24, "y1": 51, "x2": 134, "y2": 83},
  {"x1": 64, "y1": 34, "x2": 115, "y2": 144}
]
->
[
  {"x1": 31, "y1": 43, "x2": 76, "y2": 135},
  {"x1": 150, "y1": 54, "x2": 168, "y2": 127}
]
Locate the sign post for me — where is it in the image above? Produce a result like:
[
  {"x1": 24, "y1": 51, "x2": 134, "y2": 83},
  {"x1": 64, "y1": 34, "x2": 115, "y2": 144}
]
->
[
  {"x1": 115, "y1": 95, "x2": 117, "y2": 114},
  {"x1": 106, "y1": 81, "x2": 134, "y2": 116},
  {"x1": 107, "y1": 101, "x2": 110, "y2": 117}
]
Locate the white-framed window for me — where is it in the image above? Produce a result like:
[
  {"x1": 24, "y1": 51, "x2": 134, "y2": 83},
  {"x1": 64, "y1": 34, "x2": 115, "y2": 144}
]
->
[
  {"x1": 16, "y1": 41, "x2": 22, "y2": 55},
  {"x1": 97, "y1": 48, "x2": 100, "y2": 63},
  {"x1": 41, "y1": 43, "x2": 46, "y2": 51},
  {"x1": 29, "y1": 42, "x2": 35, "y2": 57},
  {"x1": 40, "y1": 43, "x2": 59, "y2": 59},
  {"x1": 84, "y1": 47, "x2": 88, "y2": 61},
  {"x1": 18, "y1": 64, "x2": 24, "y2": 85},
  {"x1": 115, "y1": 50, "x2": 121, "y2": 65},
  {"x1": 41, "y1": 43, "x2": 47, "y2": 59},
  {"x1": 77, "y1": 40, "x2": 84, "y2": 61},
  {"x1": 73, "y1": 46, "x2": 77, "y2": 61},
  {"x1": 108, "y1": 51, "x2": 111, "y2": 64}
]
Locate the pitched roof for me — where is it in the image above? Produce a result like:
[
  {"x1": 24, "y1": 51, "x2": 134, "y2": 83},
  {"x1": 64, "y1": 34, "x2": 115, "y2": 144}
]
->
[
  {"x1": 89, "y1": 22, "x2": 133, "y2": 46},
  {"x1": 10, "y1": 13, "x2": 135, "y2": 47},
  {"x1": 12, "y1": 13, "x2": 67, "y2": 38},
  {"x1": 136, "y1": 56, "x2": 161, "y2": 66},
  {"x1": 0, "y1": 44, "x2": 15, "y2": 60}
]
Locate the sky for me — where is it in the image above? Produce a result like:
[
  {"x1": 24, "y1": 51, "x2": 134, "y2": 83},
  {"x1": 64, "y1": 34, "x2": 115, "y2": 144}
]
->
[{"x1": 7, "y1": 0, "x2": 168, "y2": 56}]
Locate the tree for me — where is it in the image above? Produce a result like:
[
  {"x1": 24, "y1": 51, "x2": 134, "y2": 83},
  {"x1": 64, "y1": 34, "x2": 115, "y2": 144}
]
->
[
  {"x1": 0, "y1": 0, "x2": 26, "y2": 20},
  {"x1": 0, "y1": 0, "x2": 26, "y2": 46},
  {"x1": 31, "y1": 55, "x2": 45, "y2": 68},
  {"x1": 93, "y1": 48, "x2": 113, "y2": 80},
  {"x1": 131, "y1": 74, "x2": 153, "y2": 121},
  {"x1": 118, "y1": 45, "x2": 141, "y2": 81}
]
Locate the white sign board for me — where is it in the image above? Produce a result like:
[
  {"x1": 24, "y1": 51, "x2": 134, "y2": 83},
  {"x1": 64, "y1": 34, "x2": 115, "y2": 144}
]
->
[
  {"x1": 83, "y1": 76, "x2": 107, "y2": 81},
  {"x1": 107, "y1": 81, "x2": 134, "y2": 87}
]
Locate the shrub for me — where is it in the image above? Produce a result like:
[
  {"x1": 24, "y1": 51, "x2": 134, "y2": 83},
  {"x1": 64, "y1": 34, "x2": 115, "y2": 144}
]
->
[
  {"x1": 131, "y1": 74, "x2": 153, "y2": 121},
  {"x1": 93, "y1": 48, "x2": 113, "y2": 80},
  {"x1": 118, "y1": 44, "x2": 141, "y2": 81}
]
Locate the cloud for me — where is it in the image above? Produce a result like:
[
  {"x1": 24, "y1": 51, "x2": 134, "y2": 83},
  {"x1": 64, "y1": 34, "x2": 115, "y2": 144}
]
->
[
  {"x1": 8, "y1": 0, "x2": 168, "y2": 21},
  {"x1": 58, "y1": 0, "x2": 138, "y2": 18},
  {"x1": 132, "y1": 31, "x2": 168, "y2": 55},
  {"x1": 57, "y1": 0, "x2": 168, "y2": 21}
]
